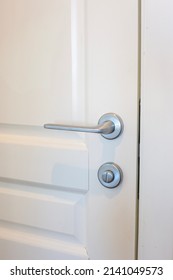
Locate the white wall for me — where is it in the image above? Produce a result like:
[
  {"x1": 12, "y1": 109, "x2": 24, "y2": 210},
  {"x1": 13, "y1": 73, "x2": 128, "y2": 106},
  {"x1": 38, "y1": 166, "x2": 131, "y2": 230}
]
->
[{"x1": 139, "y1": 0, "x2": 173, "y2": 259}]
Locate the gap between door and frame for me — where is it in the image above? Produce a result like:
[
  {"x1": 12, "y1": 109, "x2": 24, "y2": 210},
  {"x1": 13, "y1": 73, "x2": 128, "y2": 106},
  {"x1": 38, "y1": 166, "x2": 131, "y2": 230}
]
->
[{"x1": 135, "y1": 0, "x2": 142, "y2": 260}]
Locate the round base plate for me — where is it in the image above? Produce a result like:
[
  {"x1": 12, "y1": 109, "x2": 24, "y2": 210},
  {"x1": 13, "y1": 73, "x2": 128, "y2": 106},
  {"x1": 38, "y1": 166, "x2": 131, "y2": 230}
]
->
[{"x1": 98, "y1": 113, "x2": 123, "y2": 139}]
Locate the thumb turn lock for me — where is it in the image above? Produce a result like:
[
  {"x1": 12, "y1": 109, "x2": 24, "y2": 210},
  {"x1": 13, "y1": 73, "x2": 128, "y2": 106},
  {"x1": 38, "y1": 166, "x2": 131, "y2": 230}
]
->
[{"x1": 98, "y1": 162, "x2": 122, "y2": 188}]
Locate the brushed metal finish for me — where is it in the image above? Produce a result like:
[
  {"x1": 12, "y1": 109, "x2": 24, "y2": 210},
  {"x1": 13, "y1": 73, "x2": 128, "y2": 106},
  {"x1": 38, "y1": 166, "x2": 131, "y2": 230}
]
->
[
  {"x1": 44, "y1": 113, "x2": 123, "y2": 140},
  {"x1": 98, "y1": 113, "x2": 123, "y2": 139},
  {"x1": 98, "y1": 162, "x2": 122, "y2": 188},
  {"x1": 102, "y1": 170, "x2": 114, "y2": 183}
]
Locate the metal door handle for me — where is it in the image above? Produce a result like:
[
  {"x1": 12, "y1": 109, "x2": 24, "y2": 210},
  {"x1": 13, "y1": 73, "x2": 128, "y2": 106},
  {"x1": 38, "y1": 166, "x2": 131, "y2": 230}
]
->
[{"x1": 44, "y1": 113, "x2": 123, "y2": 139}]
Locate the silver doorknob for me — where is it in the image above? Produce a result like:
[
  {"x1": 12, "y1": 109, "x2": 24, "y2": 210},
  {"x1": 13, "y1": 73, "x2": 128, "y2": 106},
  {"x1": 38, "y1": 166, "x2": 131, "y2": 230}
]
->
[
  {"x1": 44, "y1": 113, "x2": 123, "y2": 140},
  {"x1": 98, "y1": 163, "x2": 122, "y2": 188}
]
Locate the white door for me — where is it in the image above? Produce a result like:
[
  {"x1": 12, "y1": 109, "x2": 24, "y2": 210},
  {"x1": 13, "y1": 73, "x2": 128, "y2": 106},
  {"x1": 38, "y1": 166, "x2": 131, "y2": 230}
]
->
[{"x1": 0, "y1": 0, "x2": 138, "y2": 259}]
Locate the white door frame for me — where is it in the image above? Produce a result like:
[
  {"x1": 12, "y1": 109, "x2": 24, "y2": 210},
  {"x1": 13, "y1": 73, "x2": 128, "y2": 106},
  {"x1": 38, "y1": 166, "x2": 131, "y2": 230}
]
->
[{"x1": 139, "y1": 0, "x2": 173, "y2": 259}]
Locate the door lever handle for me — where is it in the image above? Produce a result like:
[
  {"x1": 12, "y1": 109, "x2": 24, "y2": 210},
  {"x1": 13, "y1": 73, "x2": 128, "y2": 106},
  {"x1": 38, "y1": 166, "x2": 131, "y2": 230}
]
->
[{"x1": 44, "y1": 113, "x2": 123, "y2": 139}]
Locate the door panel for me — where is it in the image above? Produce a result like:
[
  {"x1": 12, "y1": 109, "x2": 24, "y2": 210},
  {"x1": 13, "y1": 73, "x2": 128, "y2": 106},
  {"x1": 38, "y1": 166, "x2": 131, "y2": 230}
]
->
[
  {"x1": 0, "y1": 183, "x2": 86, "y2": 238},
  {"x1": 0, "y1": 125, "x2": 88, "y2": 190},
  {"x1": 0, "y1": 0, "x2": 74, "y2": 125},
  {"x1": 0, "y1": 0, "x2": 138, "y2": 259},
  {"x1": 0, "y1": 221, "x2": 87, "y2": 259}
]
